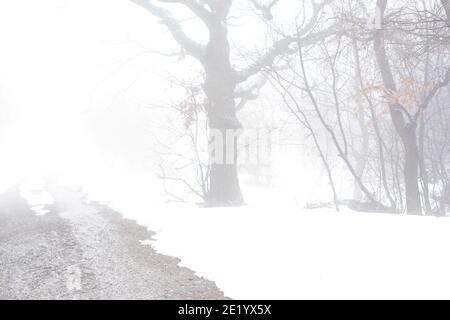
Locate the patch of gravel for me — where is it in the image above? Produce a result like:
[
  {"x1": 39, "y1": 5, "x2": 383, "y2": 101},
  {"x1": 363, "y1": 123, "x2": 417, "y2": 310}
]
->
[{"x1": 0, "y1": 186, "x2": 225, "y2": 300}]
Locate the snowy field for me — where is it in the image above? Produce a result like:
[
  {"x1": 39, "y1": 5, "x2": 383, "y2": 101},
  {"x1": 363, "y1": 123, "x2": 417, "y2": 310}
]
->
[
  {"x1": 56, "y1": 172, "x2": 450, "y2": 300},
  {"x1": 3, "y1": 153, "x2": 450, "y2": 299}
]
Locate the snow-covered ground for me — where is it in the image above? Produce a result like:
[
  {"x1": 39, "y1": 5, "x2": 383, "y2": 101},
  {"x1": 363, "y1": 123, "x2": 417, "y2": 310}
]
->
[
  {"x1": 0, "y1": 113, "x2": 448, "y2": 298},
  {"x1": 2, "y1": 152, "x2": 450, "y2": 299},
  {"x1": 56, "y1": 171, "x2": 450, "y2": 300}
]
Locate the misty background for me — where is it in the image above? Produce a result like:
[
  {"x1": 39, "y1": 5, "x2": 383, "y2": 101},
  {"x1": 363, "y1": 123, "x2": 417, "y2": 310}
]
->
[
  {"x1": 0, "y1": 0, "x2": 450, "y2": 299},
  {"x1": 0, "y1": 0, "x2": 338, "y2": 205}
]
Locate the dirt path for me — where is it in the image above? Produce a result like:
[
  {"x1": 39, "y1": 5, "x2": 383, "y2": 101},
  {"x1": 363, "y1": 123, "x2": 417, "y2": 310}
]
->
[{"x1": 0, "y1": 186, "x2": 225, "y2": 300}]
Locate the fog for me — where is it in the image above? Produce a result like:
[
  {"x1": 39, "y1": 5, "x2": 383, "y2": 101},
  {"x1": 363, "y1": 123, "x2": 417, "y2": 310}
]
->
[
  {"x1": 0, "y1": 1, "x2": 166, "y2": 187},
  {"x1": 0, "y1": 0, "x2": 450, "y2": 300},
  {"x1": 0, "y1": 0, "x2": 332, "y2": 203}
]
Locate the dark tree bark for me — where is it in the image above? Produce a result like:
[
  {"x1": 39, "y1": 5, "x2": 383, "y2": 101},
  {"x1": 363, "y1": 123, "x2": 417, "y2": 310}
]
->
[
  {"x1": 202, "y1": 10, "x2": 244, "y2": 206},
  {"x1": 373, "y1": 0, "x2": 422, "y2": 214},
  {"x1": 402, "y1": 124, "x2": 422, "y2": 214}
]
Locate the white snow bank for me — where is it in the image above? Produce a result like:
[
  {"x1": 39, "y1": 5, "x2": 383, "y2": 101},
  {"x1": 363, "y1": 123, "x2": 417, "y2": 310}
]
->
[{"x1": 70, "y1": 174, "x2": 450, "y2": 299}]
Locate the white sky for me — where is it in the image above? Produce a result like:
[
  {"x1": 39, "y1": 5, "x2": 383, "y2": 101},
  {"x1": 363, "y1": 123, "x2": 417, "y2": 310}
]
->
[
  {"x1": 0, "y1": 0, "x2": 168, "y2": 111},
  {"x1": 0, "y1": 0, "x2": 178, "y2": 183}
]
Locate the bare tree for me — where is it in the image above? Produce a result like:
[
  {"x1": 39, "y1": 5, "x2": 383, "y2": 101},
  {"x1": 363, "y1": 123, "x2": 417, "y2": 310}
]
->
[
  {"x1": 130, "y1": 0, "x2": 335, "y2": 206},
  {"x1": 372, "y1": 0, "x2": 450, "y2": 214}
]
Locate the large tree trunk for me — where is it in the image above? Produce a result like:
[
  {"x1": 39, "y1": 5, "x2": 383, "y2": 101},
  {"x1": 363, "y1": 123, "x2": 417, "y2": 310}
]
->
[
  {"x1": 401, "y1": 125, "x2": 422, "y2": 214},
  {"x1": 203, "y1": 23, "x2": 244, "y2": 206},
  {"x1": 205, "y1": 117, "x2": 244, "y2": 206},
  {"x1": 207, "y1": 128, "x2": 243, "y2": 206}
]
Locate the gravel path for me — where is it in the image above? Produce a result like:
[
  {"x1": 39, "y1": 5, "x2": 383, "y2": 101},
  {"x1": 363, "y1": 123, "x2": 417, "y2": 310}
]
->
[{"x1": 0, "y1": 186, "x2": 225, "y2": 300}]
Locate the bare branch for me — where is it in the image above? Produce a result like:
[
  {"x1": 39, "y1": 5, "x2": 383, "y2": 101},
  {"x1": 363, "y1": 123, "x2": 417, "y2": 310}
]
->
[
  {"x1": 236, "y1": 0, "x2": 336, "y2": 82},
  {"x1": 250, "y1": 0, "x2": 279, "y2": 20},
  {"x1": 236, "y1": 26, "x2": 335, "y2": 82},
  {"x1": 131, "y1": 0, "x2": 206, "y2": 59},
  {"x1": 414, "y1": 67, "x2": 450, "y2": 120},
  {"x1": 159, "y1": 0, "x2": 213, "y2": 26}
]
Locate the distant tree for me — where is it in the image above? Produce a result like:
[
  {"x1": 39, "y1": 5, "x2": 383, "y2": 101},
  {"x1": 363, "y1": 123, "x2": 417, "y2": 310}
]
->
[{"x1": 266, "y1": 0, "x2": 450, "y2": 215}]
